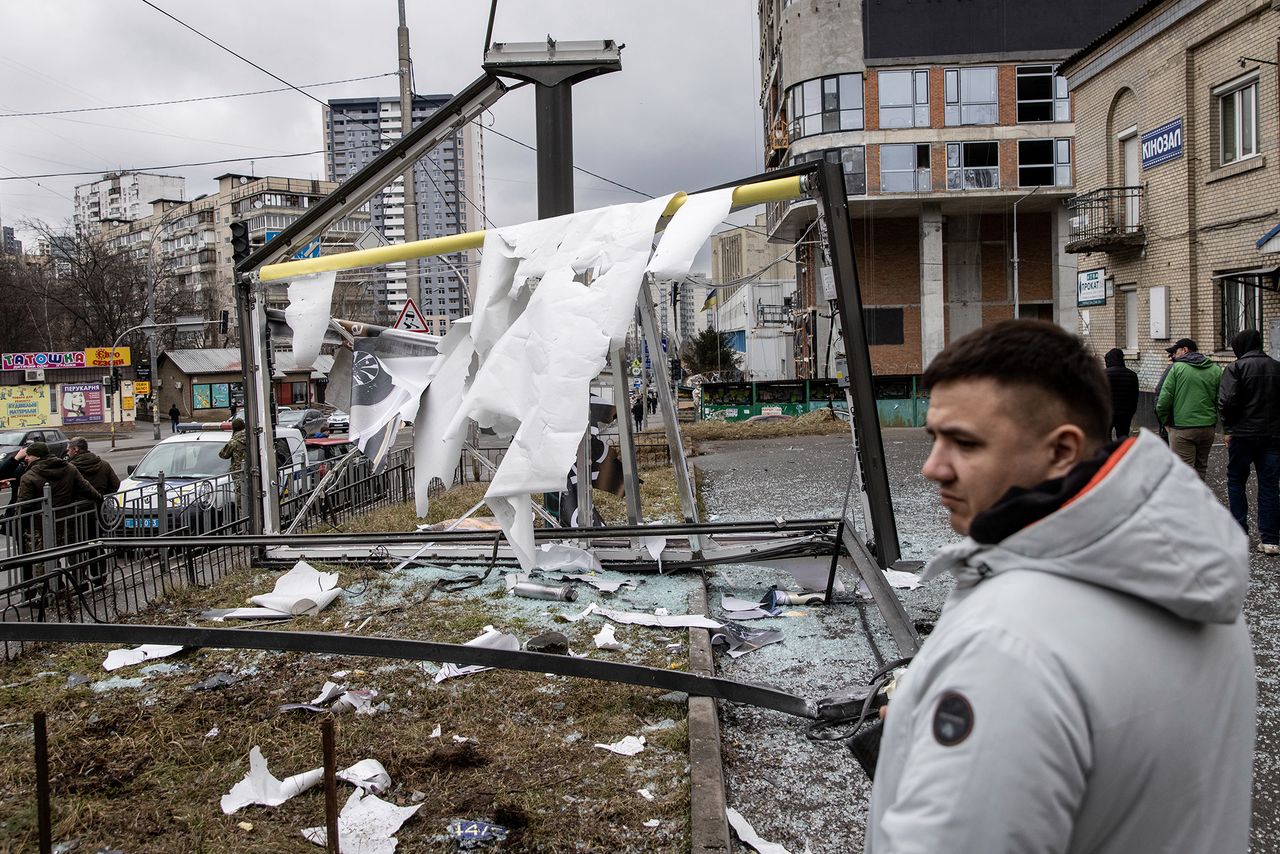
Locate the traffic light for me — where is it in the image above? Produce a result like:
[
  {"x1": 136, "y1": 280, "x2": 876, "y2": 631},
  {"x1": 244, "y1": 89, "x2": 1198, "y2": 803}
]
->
[
  {"x1": 230, "y1": 221, "x2": 251, "y2": 265},
  {"x1": 101, "y1": 375, "x2": 114, "y2": 395},
  {"x1": 111, "y1": 368, "x2": 121, "y2": 395},
  {"x1": 670, "y1": 358, "x2": 683, "y2": 383},
  {"x1": 219, "y1": 309, "x2": 230, "y2": 335}
]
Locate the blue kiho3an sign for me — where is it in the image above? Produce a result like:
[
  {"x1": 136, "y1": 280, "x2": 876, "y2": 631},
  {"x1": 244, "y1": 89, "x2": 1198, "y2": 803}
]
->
[{"x1": 1141, "y1": 119, "x2": 1183, "y2": 169}]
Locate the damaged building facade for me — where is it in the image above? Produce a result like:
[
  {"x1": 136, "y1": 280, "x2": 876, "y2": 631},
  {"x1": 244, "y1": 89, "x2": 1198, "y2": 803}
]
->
[
  {"x1": 757, "y1": 0, "x2": 1144, "y2": 400},
  {"x1": 1058, "y1": 0, "x2": 1280, "y2": 424}
]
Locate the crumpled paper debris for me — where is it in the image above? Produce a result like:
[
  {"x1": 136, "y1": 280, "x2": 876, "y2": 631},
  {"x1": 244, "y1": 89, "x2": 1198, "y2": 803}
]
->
[
  {"x1": 727, "y1": 807, "x2": 793, "y2": 854},
  {"x1": 102, "y1": 644, "x2": 183, "y2": 672},
  {"x1": 563, "y1": 602, "x2": 721, "y2": 630},
  {"x1": 205, "y1": 561, "x2": 343, "y2": 620},
  {"x1": 594, "y1": 735, "x2": 646, "y2": 756},
  {"x1": 710, "y1": 622, "x2": 785, "y2": 658},
  {"x1": 221, "y1": 748, "x2": 393, "y2": 814},
  {"x1": 434, "y1": 626, "x2": 520, "y2": 683},
  {"x1": 301, "y1": 789, "x2": 421, "y2": 854},
  {"x1": 593, "y1": 623, "x2": 625, "y2": 651}
]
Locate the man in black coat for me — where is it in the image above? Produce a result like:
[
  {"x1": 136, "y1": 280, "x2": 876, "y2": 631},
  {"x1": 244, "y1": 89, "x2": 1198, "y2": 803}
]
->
[
  {"x1": 1219, "y1": 328, "x2": 1280, "y2": 554},
  {"x1": 1103, "y1": 348, "x2": 1139, "y2": 439}
]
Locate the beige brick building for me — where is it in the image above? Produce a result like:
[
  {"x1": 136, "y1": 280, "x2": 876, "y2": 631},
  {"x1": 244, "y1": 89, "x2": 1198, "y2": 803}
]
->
[{"x1": 1060, "y1": 0, "x2": 1280, "y2": 422}]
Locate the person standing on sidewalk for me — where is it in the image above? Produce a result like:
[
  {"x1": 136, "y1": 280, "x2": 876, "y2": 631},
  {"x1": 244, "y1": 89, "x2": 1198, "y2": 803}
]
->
[
  {"x1": 1155, "y1": 338, "x2": 1222, "y2": 478},
  {"x1": 867, "y1": 320, "x2": 1254, "y2": 854},
  {"x1": 168, "y1": 403, "x2": 181, "y2": 434},
  {"x1": 631, "y1": 395, "x2": 645, "y2": 433},
  {"x1": 1218, "y1": 328, "x2": 1280, "y2": 555},
  {"x1": 1103, "y1": 348, "x2": 1138, "y2": 439}
]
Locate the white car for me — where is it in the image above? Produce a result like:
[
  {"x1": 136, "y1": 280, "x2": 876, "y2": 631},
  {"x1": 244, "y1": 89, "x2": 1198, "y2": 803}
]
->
[{"x1": 110, "y1": 427, "x2": 307, "y2": 532}]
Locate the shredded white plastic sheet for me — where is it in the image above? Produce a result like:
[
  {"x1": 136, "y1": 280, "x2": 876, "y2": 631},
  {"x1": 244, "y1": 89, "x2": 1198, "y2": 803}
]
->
[
  {"x1": 727, "y1": 807, "x2": 793, "y2": 854},
  {"x1": 221, "y1": 749, "x2": 394, "y2": 814},
  {"x1": 284, "y1": 271, "x2": 338, "y2": 369},
  {"x1": 593, "y1": 734, "x2": 646, "y2": 756},
  {"x1": 249, "y1": 560, "x2": 343, "y2": 616},
  {"x1": 409, "y1": 191, "x2": 732, "y2": 568},
  {"x1": 433, "y1": 625, "x2": 520, "y2": 683},
  {"x1": 301, "y1": 789, "x2": 421, "y2": 854},
  {"x1": 564, "y1": 602, "x2": 722, "y2": 630},
  {"x1": 101, "y1": 644, "x2": 183, "y2": 672},
  {"x1": 593, "y1": 623, "x2": 625, "y2": 651}
]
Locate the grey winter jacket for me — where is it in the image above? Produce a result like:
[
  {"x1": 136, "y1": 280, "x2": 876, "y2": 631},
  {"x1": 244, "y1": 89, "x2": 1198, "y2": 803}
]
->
[{"x1": 866, "y1": 429, "x2": 1255, "y2": 854}]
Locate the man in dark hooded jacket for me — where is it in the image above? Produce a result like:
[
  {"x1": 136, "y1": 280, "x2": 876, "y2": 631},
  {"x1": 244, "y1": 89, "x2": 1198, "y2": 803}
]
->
[
  {"x1": 1103, "y1": 348, "x2": 1138, "y2": 439},
  {"x1": 1219, "y1": 328, "x2": 1280, "y2": 554},
  {"x1": 66, "y1": 437, "x2": 120, "y2": 495},
  {"x1": 16, "y1": 443, "x2": 101, "y2": 507}
]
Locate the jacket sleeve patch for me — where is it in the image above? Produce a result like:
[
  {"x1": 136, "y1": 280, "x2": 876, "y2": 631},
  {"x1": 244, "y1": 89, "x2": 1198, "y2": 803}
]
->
[{"x1": 932, "y1": 691, "x2": 974, "y2": 746}]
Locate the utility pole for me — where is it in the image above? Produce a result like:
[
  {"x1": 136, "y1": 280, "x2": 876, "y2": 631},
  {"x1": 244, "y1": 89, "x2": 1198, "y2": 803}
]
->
[
  {"x1": 397, "y1": 0, "x2": 421, "y2": 307},
  {"x1": 1012, "y1": 185, "x2": 1041, "y2": 320}
]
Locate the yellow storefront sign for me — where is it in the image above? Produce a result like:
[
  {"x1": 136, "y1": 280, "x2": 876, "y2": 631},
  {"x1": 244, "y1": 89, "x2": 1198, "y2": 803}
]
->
[
  {"x1": 122, "y1": 395, "x2": 134, "y2": 411},
  {"x1": 85, "y1": 347, "x2": 131, "y2": 367},
  {"x1": 134, "y1": 381, "x2": 151, "y2": 395},
  {"x1": 0, "y1": 385, "x2": 51, "y2": 428}
]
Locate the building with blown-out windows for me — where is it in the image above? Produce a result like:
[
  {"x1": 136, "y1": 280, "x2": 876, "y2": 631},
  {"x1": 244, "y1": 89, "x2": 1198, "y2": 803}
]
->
[{"x1": 757, "y1": 0, "x2": 1143, "y2": 405}]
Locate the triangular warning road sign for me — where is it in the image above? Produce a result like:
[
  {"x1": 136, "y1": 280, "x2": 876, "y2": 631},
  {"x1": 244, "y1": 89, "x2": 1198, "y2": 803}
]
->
[{"x1": 394, "y1": 298, "x2": 429, "y2": 333}]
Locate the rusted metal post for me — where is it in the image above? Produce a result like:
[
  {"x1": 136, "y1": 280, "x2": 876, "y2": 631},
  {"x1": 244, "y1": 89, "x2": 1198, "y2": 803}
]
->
[
  {"x1": 321, "y1": 718, "x2": 340, "y2": 853},
  {"x1": 34, "y1": 711, "x2": 51, "y2": 854}
]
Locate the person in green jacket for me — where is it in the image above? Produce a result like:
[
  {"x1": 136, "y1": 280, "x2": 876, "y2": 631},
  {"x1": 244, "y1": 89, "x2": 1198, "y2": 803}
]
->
[{"x1": 1155, "y1": 338, "x2": 1222, "y2": 479}]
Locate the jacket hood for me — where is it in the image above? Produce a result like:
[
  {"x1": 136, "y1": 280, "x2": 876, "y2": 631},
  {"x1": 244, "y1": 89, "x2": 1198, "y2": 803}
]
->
[
  {"x1": 1176, "y1": 352, "x2": 1214, "y2": 368},
  {"x1": 924, "y1": 430, "x2": 1248, "y2": 623},
  {"x1": 1104, "y1": 347, "x2": 1125, "y2": 367},
  {"x1": 71, "y1": 452, "x2": 101, "y2": 466},
  {"x1": 30, "y1": 458, "x2": 70, "y2": 476},
  {"x1": 1232, "y1": 329, "x2": 1263, "y2": 358}
]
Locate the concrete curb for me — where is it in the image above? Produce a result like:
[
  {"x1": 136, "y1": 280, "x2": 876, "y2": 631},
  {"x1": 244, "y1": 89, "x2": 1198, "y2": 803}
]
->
[{"x1": 686, "y1": 459, "x2": 731, "y2": 854}]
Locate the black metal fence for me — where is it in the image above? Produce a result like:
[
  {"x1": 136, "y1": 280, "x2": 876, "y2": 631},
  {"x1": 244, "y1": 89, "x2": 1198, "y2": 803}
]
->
[
  {"x1": 1066, "y1": 185, "x2": 1145, "y2": 248},
  {"x1": 0, "y1": 447, "x2": 416, "y2": 659}
]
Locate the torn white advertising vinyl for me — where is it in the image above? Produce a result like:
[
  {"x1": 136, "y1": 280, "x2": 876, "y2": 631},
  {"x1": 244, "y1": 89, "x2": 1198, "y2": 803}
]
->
[
  {"x1": 412, "y1": 320, "x2": 475, "y2": 519},
  {"x1": 102, "y1": 644, "x2": 183, "y2": 672},
  {"x1": 349, "y1": 339, "x2": 413, "y2": 474},
  {"x1": 249, "y1": 560, "x2": 343, "y2": 616},
  {"x1": 710, "y1": 622, "x2": 785, "y2": 659},
  {"x1": 645, "y1": 188, "x2": 735, "y2": 279},
  {"x1": 301, "y1": 789, "x2": 421, "y2": 854},
  {"x1": 561, "y1": 574, "x2": 636, "y2": 594},
  {"x1": 337, "y1": 759, "x2": 392, "y2": 795},
  {"x1": 535, "y1": 542, "x2": 602, "y2": 572},
  {"x1": 719, "y1": 595, "x2": 781, "y2": 621},
  {"x1": 284, "y1": 271, "x2": 338, "y2": 369},
  {"x1": 759, "y1": 556, "x2": 846, "y2": 594},
  {"x1": 593, "y1": 735, "x2": 645, "y2": 756},
  {"x1": 568, "y1": 602, "x2": 722, "y2": 630},
  {"x1": 220, "y1": 746, "x2": 324, "y2": 814},
  {"x1": 433, "y1": 626, "x2": 520, "y2": 683},
  {"x1": 726, "y1": 807, "x2": 793, "y2": 854},
  {"x1": 593, "y1": 623, "x2": 624, "y2": 651}
]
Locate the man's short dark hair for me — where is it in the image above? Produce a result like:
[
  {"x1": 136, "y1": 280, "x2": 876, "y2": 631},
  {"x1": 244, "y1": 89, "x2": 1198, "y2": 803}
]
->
[
  {"x1": 923, "y1": 320, "x2": 1111, "y2": 444},
  {"x1": 68, "y1": 437, "x2": 89, "y2": 453}
]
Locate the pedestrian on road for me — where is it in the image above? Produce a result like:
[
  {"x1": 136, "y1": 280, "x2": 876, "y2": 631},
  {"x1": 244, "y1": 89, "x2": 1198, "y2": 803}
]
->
[
  {"x1": 66, "y1": 437, "x2": 120, "y2": 495},
  {"x1": 631, "y1": 396, "x2": 645, "y2": 434},
  {"x1": 647, "y1": 389, "x2": 657, "y2": 415},
  {"x1": 1102, "y1": 347, "x2": 1138, "y2": 439},
  {"x1": 1218, "y1": 328, "x2": 1280, "y2": 555},
  {"x1": 867, "y1": 320, "x2": 1254, "y2": 854},
  {"x1": 229, "y1": 402, "x2": 238, "y2": 420},
  {"x1": 168, "y1": 404, "x2": 181, "y2": 434},
  {"x1": 1155, "y1": 337, "x2": 1222, "y2": 478}
]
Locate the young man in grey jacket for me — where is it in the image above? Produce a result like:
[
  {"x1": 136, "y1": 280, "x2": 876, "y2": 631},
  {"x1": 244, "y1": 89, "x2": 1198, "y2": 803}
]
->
[{"x1": 867, "y1": 320, "x2": 1255, "y2": 853}]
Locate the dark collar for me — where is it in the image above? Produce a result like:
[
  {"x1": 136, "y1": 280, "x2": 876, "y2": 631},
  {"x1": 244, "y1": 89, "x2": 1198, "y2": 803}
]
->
[{"x1": 968, "y1": 440, "x2": 1126, "y2": 545}]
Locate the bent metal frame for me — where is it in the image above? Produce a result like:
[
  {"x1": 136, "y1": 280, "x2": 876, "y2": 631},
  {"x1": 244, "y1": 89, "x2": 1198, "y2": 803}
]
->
[{"x1": 0, "y1": 70, "x2": 920, "y2": 693}]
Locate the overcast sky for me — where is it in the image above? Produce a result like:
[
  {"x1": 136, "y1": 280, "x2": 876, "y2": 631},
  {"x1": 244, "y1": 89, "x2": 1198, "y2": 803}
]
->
[{"x1": 0, "y1": 1, "x2": 764, "y2": 259}]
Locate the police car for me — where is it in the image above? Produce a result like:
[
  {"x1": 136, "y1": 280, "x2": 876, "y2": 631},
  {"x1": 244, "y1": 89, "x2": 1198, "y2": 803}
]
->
[{"x1": 108, "y1": 425, "x2": 307, "y2": 532}]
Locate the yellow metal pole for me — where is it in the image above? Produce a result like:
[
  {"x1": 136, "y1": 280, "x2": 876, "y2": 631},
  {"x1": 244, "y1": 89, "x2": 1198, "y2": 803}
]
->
[{"x1": 258, "y1": 174, "x2": 805, "y2": 284}]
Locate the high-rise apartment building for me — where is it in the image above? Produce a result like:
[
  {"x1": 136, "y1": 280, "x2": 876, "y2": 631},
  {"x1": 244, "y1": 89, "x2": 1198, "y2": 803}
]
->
[
  {"x1": 758, "y1": 0, "x2": 1142, "y2": 392},
  {"x1": 98, "y1": 173, "x2": 369, "y2": 322},
  {"x1": 74, "y1": 172, "x2": 186, "y2": 234},
  {"x1": 323, "y1": 95, "x2": 484, "y2": 333}
]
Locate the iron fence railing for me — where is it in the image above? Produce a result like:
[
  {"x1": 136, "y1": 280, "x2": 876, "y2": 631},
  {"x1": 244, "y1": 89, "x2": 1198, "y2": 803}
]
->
[{"x1": 1067, "y1": 185, "x2": 1145, "y2": 248}]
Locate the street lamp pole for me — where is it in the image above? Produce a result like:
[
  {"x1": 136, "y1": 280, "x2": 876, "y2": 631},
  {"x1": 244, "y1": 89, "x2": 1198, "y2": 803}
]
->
[
  {"x1": 1012, "y1": 184, "x2": 1041, "y2": 320},
  {"x1": 144, "y1": 199, "x2": 202, "y2": 439},
  {"x1": 108, "y1": 318, "x2": 216, "y2": 449}
]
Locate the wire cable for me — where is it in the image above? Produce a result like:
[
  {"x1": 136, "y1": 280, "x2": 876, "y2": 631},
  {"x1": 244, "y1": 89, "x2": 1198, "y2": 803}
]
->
[{"x1": 0, "y1": 73, "x2": 399, "y2": 118}]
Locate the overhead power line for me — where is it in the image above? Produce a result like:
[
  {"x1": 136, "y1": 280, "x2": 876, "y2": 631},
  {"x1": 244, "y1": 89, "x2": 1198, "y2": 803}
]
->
[
  {"x1": 0, "y1": 151, "x2": 327, "y2": 181},
  {"x1": 0, "y1": 73, "x2": 399, "y2": 118}
]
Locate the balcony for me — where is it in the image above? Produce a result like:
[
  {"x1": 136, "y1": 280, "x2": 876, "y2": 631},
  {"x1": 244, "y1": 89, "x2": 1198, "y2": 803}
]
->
[{"x1": 1066, "y1": 186, "x2": 1145, "y2": 253}]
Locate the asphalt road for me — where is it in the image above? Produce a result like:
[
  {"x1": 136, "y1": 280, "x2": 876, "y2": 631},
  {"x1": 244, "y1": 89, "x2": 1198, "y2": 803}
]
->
[{"x1": 696, "y1": 428, "x2": 1276, "y2": 853}]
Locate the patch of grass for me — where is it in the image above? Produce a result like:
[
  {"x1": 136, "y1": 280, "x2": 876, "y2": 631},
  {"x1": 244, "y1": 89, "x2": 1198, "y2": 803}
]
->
[
  {"x1": 682, "y1": 408, "x2": 850, "y2": 443},
  {"x1": 0, "y1": 565, "x2": 692, "y2": 852}
]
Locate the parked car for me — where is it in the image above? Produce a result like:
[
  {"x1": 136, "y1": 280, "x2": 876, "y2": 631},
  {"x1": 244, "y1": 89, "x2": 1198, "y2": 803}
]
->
[
  {"x1": 325, "y1": 409, "x2": 349, "y2": 433},
  {"x1": 0, "y1": 428, "x2": 69, "y2": 463},
  {"x1": 109, "y1": 427, "x2": 307, "y2": 532},
  {"x1": 278, "y1": 407, "x2": 329, "y2": 437}
]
